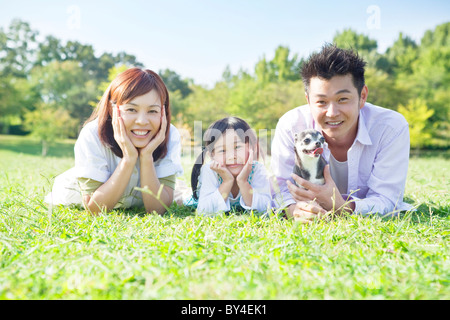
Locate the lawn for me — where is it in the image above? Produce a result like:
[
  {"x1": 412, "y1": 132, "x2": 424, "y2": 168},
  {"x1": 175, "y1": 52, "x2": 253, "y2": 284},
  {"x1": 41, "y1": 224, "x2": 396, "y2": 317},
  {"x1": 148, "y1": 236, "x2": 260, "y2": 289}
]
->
[{"x1": 0, "y1": 134, "x2": 449, "y2": 300}]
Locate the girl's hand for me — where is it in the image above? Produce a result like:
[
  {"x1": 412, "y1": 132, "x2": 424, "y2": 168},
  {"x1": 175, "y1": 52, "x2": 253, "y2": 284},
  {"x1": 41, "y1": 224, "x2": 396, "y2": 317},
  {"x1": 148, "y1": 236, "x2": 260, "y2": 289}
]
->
[
  {"x1": 210, "y1": 160, "x2": 234, "y2": 183},
  {"x1": 236, "y1": 148, "x2": 254, "y2": 185},
  {"x1": 139, "y1": 107, "x2": 167, "y2": 160},
  {"x1": 112, "y1": 104, "x2": 138, "y2": 161}
]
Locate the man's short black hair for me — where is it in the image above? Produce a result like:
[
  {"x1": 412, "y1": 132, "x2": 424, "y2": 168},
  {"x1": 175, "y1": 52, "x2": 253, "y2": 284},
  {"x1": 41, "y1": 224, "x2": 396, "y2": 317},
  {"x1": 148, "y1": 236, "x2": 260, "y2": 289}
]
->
[{"x1": 301, "y1": 44, "x2": 367, "y2": 95}]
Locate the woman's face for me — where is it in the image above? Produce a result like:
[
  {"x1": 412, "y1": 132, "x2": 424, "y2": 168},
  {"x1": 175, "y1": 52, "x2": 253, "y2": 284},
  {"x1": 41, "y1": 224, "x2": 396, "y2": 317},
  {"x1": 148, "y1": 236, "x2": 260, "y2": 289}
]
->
[{"x1": 117, "y1": 89, "x2": 162, "y2": 149}]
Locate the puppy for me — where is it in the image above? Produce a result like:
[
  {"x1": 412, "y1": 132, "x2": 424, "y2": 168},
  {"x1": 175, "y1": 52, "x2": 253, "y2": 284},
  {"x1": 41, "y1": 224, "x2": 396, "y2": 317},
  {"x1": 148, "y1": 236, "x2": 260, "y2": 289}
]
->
[{"x1": 293, "y1": 129, "x2": 327, "y2": 186}]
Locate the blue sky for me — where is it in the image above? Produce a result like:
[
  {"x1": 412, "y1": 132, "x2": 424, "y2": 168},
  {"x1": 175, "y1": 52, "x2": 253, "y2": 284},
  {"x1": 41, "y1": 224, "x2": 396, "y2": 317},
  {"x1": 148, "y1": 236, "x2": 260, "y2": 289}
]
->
[{"x1": 1, "y1": 0, "x2": 449, "y2": 87}]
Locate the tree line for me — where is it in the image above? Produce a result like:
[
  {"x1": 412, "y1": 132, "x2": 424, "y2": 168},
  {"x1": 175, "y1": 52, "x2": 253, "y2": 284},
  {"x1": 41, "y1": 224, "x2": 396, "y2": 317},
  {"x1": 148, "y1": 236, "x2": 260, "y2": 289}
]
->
[{"x1": 0, "y1": 19, "x2": 448, "y2": 155}]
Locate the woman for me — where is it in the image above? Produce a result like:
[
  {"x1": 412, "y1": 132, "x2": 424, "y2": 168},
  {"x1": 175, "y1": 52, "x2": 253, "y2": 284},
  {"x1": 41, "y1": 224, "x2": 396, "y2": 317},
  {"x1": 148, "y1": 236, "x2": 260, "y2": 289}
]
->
[{"x1": 45, "y1": 68, "x2": 183, "y2": 215}]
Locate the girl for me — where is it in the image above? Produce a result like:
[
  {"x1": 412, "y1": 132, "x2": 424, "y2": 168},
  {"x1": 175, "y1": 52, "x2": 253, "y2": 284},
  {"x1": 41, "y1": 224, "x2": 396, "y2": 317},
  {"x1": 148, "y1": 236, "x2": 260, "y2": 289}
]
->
[
  {"x1": 45, "y1": 68, "x2": 183, "y2": 215},
  {"x1": 189, "y1": 117, "x2": 272, "y2": 216}
]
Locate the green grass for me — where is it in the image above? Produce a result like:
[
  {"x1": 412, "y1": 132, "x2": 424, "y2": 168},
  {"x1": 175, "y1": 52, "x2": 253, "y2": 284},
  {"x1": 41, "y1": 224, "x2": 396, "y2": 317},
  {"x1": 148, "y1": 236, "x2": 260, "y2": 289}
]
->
[{"x1": 0, "y1": 134, "x2": 449, "y2": 299}]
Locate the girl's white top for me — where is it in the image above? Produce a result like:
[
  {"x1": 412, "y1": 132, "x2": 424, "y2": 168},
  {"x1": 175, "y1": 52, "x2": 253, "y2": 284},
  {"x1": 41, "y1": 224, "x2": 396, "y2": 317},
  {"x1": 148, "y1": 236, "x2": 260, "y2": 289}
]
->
[
  {"x1": 45, "y1": 119, "x2": 183, "y2": 208},
  {"x1": 197, "y1": 161, "x2": 272, "y2": 216}
]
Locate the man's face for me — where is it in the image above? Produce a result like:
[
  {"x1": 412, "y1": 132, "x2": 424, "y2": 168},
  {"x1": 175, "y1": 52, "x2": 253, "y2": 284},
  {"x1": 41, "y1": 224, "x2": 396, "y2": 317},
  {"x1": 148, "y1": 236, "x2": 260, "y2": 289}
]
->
[{"x1": 306, "y1": 74, "x2": 368, "y2": 147}]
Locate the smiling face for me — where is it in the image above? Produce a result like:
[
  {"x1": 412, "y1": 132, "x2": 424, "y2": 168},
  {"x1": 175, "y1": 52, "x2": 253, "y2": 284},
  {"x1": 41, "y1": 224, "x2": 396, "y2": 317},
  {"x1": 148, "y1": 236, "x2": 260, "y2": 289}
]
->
[
  {"x1": 210, "y1": 129, "x2": 250, "y2": 177},
  {"x1": 118, "y1": 89, "x2": 162, "y2": 149},
  {"x1": 306, "y1": 74, "x2": 368, "y2": 148}
]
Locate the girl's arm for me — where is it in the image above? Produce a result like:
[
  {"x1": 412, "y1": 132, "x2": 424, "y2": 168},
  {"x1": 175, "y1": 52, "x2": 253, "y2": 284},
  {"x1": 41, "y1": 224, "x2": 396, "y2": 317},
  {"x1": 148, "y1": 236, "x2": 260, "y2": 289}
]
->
[
  {"x1": 209, "y1": 160, "x2": 234, "y2": 201},
  {"x1": 197, "y1": 165, "x2": 231, "y2": 215},
  {"x1": 236, "y1": 149, "x2": 254, "y2": 207},
  {"x1": 242, "y1": 162, "x2": 272, "y2": 212}
]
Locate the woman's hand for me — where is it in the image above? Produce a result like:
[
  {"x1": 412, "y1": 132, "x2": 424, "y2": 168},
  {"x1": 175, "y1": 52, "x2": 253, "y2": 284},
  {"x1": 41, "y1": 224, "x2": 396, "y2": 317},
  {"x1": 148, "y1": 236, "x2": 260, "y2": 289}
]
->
[
  {"x1": 139, "y1": 107, "x2": 167, "y2": 161},
  {"x1": 112, "y1": 104, "x2": 138, "y2": 161}
]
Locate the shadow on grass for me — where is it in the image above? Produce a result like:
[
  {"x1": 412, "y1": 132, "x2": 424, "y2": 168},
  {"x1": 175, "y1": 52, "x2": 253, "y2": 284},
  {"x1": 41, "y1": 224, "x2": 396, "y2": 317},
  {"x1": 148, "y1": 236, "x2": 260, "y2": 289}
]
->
[
  {"x1": 116, "y1": 203, "x2": 270, "y2": 220},
  {"x1": 409, "y1": 148, "x2": 450, "y2": 159},
  {"x1": 386, "y1": 197, "x2": 450, "y2": 225},
  {"x1": 0, "y1": 135, "x2": 75, "y2": 158}
]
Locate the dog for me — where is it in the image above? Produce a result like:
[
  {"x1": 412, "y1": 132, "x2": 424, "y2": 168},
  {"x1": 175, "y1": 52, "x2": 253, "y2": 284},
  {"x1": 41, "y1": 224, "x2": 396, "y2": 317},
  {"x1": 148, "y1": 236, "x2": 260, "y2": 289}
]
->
[{"x1": 293, "y1": 129, "x2": 327, "y2": 186}]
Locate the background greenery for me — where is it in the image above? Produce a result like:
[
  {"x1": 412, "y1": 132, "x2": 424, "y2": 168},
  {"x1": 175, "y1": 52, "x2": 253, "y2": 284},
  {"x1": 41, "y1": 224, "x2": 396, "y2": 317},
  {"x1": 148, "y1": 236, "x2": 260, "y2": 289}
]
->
[
  {"x1": 0, "y1": 20, "x2": 449, "y2": 153},
  {"x1": 0, "y1": 135, "x2": 448, "y2": 299}
]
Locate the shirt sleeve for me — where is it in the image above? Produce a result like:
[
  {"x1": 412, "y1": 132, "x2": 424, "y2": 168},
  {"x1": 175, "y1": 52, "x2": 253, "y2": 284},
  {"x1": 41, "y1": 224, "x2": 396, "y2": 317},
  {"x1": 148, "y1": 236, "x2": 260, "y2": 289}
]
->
[
  {"x1": 158, "y1": 174, "x2": 176, "y2": 190},
  {"x1": 351, "y1": 122, "x2": 412, "y2": 216},
  {"x1": 240, "y1": 162, "x2": 272, "y2": 212},
  {"x1": 197, "y1": 165, "x2": 230, "y2": 216},
  {"x1": 270, "y1": 116, "x2": 297, "y2": 209},
  {"x1": 77, "y1": 177, "x2": 103, "y2": 196},
  {"x1": 74, "y1": 123, "x2": 111, "y2": 183}
]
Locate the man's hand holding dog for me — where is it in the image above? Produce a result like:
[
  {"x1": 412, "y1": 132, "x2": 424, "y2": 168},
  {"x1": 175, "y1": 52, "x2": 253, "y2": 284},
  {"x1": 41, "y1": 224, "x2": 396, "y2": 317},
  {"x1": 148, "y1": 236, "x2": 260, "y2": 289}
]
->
[{"x1": 287, "y1": 165, "x2": 355, "y2": 223}]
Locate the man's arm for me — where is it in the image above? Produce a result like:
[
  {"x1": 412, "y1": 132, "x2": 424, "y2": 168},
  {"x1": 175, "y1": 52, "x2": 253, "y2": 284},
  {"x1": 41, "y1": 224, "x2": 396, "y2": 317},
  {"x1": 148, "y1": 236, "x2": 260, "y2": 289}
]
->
[
  {"x1": 351, "y1": 123, "x2": 411, "y2": 215},
  {"x1": 270, "y1": 119, "x2": 297, "y2": 209}
]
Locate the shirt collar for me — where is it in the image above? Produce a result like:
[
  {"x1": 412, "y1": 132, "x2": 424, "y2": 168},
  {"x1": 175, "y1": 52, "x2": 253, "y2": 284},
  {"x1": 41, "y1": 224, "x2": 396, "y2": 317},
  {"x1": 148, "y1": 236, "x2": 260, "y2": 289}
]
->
[{"x1": 355, "y1": 106, "x2": 372, "y2": 146}]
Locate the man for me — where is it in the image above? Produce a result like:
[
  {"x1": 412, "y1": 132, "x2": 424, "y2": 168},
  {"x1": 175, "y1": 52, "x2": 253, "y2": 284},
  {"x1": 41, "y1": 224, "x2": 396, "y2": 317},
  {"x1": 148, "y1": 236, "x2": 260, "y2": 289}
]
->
[{"x1": 271, "y1": 44, "x2": 412, "y2": 223}]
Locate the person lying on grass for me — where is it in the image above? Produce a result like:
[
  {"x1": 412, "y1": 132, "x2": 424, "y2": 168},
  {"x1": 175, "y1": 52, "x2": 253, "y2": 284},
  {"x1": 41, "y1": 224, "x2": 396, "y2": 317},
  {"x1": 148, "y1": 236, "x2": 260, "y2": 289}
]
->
[
  {"x1": 45, "y1": 68, "x2": 183, "y2": 215},
  {"x1": 271, "y1": 44, "x2": 413, "y2": 223},
  {"x1": 185, "y1": 117, "x2": 272, "y2": 216}
]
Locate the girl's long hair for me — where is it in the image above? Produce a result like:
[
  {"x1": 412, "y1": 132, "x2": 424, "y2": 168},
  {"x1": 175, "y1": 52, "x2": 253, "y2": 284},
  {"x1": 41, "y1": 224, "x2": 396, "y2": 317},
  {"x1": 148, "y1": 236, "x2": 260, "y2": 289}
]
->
[
  {"x1": 190, "y1": 116, "x2": 260, "y2": 200},
  {"x1": 85, "y1": 68, "x2": 171, "y2": 161}
]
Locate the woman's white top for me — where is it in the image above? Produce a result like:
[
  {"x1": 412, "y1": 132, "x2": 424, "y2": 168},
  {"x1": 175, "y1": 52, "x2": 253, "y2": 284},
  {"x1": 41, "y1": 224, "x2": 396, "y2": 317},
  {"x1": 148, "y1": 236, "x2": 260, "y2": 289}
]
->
[
  {"x1": 45, "y1": 119, "x2": 183, "y2": 208},
  {"x1": 197, "y1": 161, "x2": 272, "y2": 216}
]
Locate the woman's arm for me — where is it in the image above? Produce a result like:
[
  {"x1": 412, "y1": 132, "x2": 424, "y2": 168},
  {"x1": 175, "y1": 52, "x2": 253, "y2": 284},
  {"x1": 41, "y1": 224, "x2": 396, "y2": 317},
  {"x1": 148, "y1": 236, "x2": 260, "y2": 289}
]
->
[
  {"x1": 84, "y1": 106, "x2": 138, "y2": 213},
  {"x1": 83, "y1": 157, "x2": 137, "y2": 213},
  {"x1": 139, "y1": 156, "x2": 174, "y2": 215}
]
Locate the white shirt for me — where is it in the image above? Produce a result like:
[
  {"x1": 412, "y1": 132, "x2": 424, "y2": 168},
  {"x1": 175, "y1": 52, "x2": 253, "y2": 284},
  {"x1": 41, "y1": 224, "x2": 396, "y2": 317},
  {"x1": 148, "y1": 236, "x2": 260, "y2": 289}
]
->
[
  {"x1": 45, "y1": 119, "x2": 183, "y2": 208},
  {"x1": 197, "y1": 161, "x2": 272, "y2": 216},
  {"x1": 271, "y1": 103, "x2": 413, "y2": 216}
]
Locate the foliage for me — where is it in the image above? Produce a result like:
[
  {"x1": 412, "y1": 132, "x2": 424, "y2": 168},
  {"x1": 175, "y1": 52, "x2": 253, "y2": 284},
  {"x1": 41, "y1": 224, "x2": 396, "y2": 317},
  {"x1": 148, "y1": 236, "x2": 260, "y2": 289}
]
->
[
  {"x1": 0, "y1": 19, "x2": 449, "y2": 149},
  {"x1": 398, "y1": 99, "x2": 435, "y2": 149},
  {"x1": 23, "y1": 103, "x2": 78, "y2": 156}
]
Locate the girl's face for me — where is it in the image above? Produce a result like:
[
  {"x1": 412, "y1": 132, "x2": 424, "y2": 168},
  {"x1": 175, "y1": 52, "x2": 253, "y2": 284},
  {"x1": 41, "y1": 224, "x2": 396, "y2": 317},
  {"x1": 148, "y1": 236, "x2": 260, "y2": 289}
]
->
[
  {"x1": 210, "y1": 129, "x2": 250, "y2": 177},
  {"x1": 118, "y1": 89, "x2": 162, "y2": 149}
]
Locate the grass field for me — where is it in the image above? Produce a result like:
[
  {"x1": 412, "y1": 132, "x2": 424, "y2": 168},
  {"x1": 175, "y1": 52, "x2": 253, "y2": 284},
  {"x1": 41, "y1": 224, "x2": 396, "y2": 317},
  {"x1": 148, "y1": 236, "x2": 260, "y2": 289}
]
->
[{"x1": 0, "y1": 134, "x2": 449, "y2": 300}]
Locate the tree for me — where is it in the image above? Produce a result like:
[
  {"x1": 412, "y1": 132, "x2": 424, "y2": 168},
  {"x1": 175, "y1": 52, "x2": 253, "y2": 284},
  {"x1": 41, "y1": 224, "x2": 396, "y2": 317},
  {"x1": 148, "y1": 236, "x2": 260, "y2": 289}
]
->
[
  {"x1": 420, "y1": 22, "x2": 450, "y2": 49},
  {"x1": 398, "y1": 98, "x2": 434, "y2": 149},
  {"x1": 333, "y1": 28, "x2": 377, "y2": 52},
  {"x1": 385, "y1": 32, "x2": 418, "y2": 75},
  {"x1": 0, "y1": 19, "x2": 38, "y2": 78},
  {"x1": 254, "y1": 46, "x2": 300, "y2": 83},
  {"x1": 30, "y1": 60, "x2": 98, "y2": 132},
  {"x1": 24, "y1": 103, "x2": 78, "y2": 156},
  {"x1": 159, "y1": 69, "x2": 192, "y2": 98},
  {"x1": 35, "y1": 35, "x2": 65, "y2": 67}
]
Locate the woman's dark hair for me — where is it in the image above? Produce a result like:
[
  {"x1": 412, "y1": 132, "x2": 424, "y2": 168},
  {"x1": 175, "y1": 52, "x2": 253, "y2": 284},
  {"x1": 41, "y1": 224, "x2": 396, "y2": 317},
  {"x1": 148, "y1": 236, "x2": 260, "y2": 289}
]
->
[
  {"x1": 301, "y1": 43, "x2": 367, "y2": 96},
  {"x1": 85, "y1": 67, "x2": 171, "y2": 161},
  {"x1": 191, "y1": 117, "x2": 259, "y2": 200}
]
